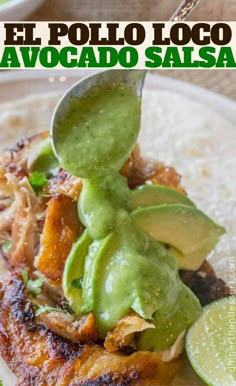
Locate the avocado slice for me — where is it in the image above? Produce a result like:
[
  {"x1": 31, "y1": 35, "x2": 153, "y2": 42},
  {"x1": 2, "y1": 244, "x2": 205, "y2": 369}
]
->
[
  {"x1": 132, "y1": 204, "x2": 225, "y2": 270},
  {"x1": 131, "y1": 184, "x2": 195, "y2": 210},
  {"x1": 81, "y1": 237, "x2": 105, "y2": 313},
  {"x1": 81, "y1": 225, "x2": 182, "y2": 338},
  {"x1": 136, "y1": 283, "x2": 202, "y2": 351},
  {"x1": 28, "y1": 137, "x2": 59, "y2": 177},
  {"x1": 62, "y1": 230, "x2": 92, "y2": 314}
]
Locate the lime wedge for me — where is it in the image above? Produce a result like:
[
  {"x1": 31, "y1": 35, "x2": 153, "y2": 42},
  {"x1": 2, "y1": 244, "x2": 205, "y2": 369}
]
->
[{"x1": 186, "y1": 296, "x2": 236, "y2": 386}]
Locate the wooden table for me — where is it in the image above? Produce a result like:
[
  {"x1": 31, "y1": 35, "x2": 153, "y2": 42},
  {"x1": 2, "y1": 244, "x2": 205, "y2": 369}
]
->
[
  {"x1": 29, "y1": 0, "x2": 236, "y2": 100},
  {"x1": 31, "y1": 0, "x2": 235, "y2": 22}
]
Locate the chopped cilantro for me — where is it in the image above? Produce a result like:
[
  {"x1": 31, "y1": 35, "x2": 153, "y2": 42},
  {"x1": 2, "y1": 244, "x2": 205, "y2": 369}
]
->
[
  {"x1": 28, "y1": 171, "x2": 47, "y2": 193},
  {"x1": 2, "y1": 238, "x2": 12, "y2": 255},
  {"x1": 21, "y1": 270, "x2": 45, "y2": 297},
  {"x1": 27, "y1": 277, "x2": 45, "y2": 297},
  {"x1": 71, "y1": 277, "x2": 83, "y2": 289}
]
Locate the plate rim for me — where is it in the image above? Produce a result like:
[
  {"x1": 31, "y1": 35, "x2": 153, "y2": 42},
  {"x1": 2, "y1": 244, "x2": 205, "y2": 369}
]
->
[
  {"x1": 0, "y1": 0, "x2": 38, "y2": 11},
  {"x1": 0, "y1": 69, "x2": 235, "y2": 125}
]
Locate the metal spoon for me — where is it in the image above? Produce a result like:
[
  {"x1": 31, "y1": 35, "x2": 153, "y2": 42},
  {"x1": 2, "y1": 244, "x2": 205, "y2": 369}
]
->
[{"x1": 51, "y1": 0, "x2": 202, "y2": 156}]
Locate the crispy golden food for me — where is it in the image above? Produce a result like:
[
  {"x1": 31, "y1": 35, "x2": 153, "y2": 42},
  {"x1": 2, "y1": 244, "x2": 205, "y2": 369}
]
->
[
  {"x1": 35, "y1": 195, "x2": 83, "y2": 284},
  {"x1": 47, "y1": 170, "x2": 82, "y2": 201},
  {"x1": 104, "y1": 312, "x2": 154, "y2": 353},
  {"x1": 0, "y1": 274, "x2": 184, "y2": 386},
  {"x1": 150, "y1": 165, "x2": 185, "y2": 193},
  {"x1": 38, "y1": 311, "x2": 98, "y2": 345},
  {"x1": 0, "y1": 134, "x2": 231, "y2": 385},
  {"x1": 121, "y1": 145, "x2": 185, "y2": 192},
  {"x1": 0, "y1": 132, "x2": 48, "y2": 178}
]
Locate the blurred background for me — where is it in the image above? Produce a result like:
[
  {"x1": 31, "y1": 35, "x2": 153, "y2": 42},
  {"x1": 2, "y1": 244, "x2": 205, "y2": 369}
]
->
[
  {"x1": 0, "y1": 0, "x2": 236, "y2": 100},
  {"x1": 31, "y1": 0, "x2": 236, "y2": 100},
  {"x1": 31, "y1": 0, "x2": 235, "y2": 22}
]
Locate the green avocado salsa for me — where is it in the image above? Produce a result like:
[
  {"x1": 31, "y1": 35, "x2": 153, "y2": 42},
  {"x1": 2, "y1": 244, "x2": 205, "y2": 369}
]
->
[
  {"x1": 76, "y1": 174, "x2": 202, "y2": 348},
  {"x1": 54, "y1": 82, "x2": 141, "y2": 178},
  {"x1": 78, "y1": 173, "x2": 131, "y2": 239},
  {"x1": 51, "y1": 77, "x2": 224, "y2": 351}
]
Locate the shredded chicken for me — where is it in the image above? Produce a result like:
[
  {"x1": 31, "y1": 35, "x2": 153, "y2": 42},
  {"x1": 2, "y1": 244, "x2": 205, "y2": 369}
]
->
[
  {"x1": 0, "y1": 132, "x2": 48, "y2": 177},
  {"x1": 47, "y1": 170, "x2": 82, "y2": 201},
  {"x1": 0, "y1": 133, "x2": 50, "y2": 270},
  {"x1": 0, "y1": 165, "x2": 13, "y2": 197},
  {"x1": 38, "y1": 311, "x2": 98, "y2": 345},
  {"x1": 4, "y1": 174, "x2": 43, "y2": 270},
  {"x1": 104, "y1": 312, "x2": 154, "y2": 353},
  {"x1": 0, "y1": 206, "x2": 13, "y2": 233},
  {"x1": 0, "y1": 167, "x2": 15, "y2": 236},
  {"x1": 0, "y1": 167, "x2": 14, "y2": 236}
]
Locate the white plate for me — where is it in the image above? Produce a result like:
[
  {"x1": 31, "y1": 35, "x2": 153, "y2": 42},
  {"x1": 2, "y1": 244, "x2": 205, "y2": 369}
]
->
[
  {"x1": 0, "y1": 69, "x2": 236, "y2": 124},
  {"x1": 0, "y1": 0, "x2": 45, "y2": 21}
]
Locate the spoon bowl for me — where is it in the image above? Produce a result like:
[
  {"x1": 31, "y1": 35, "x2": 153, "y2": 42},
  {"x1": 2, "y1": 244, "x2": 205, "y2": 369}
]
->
[
  {"x1": 51, "y1": 0, "x2": 202, "y2": 163},
  {"x1": 51, "y1": 69, "x2": 146, "y2": 161},
  {"x1": 51, "y1": 69, "x2": 145, "y2": 177}
]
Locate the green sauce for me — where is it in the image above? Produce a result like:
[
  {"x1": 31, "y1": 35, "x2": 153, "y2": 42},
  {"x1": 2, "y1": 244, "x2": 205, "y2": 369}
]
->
[
  {"x1": 83, "y1": 223, "x2": 182, "y2": 339},
  {"x1": 78, "y1": 176, "x2": 201, "y2": 345},
  {"x1": 54, "y1": 83, "x2": 141, "y2": 178},
  {"x1": 78, "y1": 173, "x2": 131, "y2": 239},
  {"x1": 58, "y1": 78, "x2": 201, "y2": 350}
]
